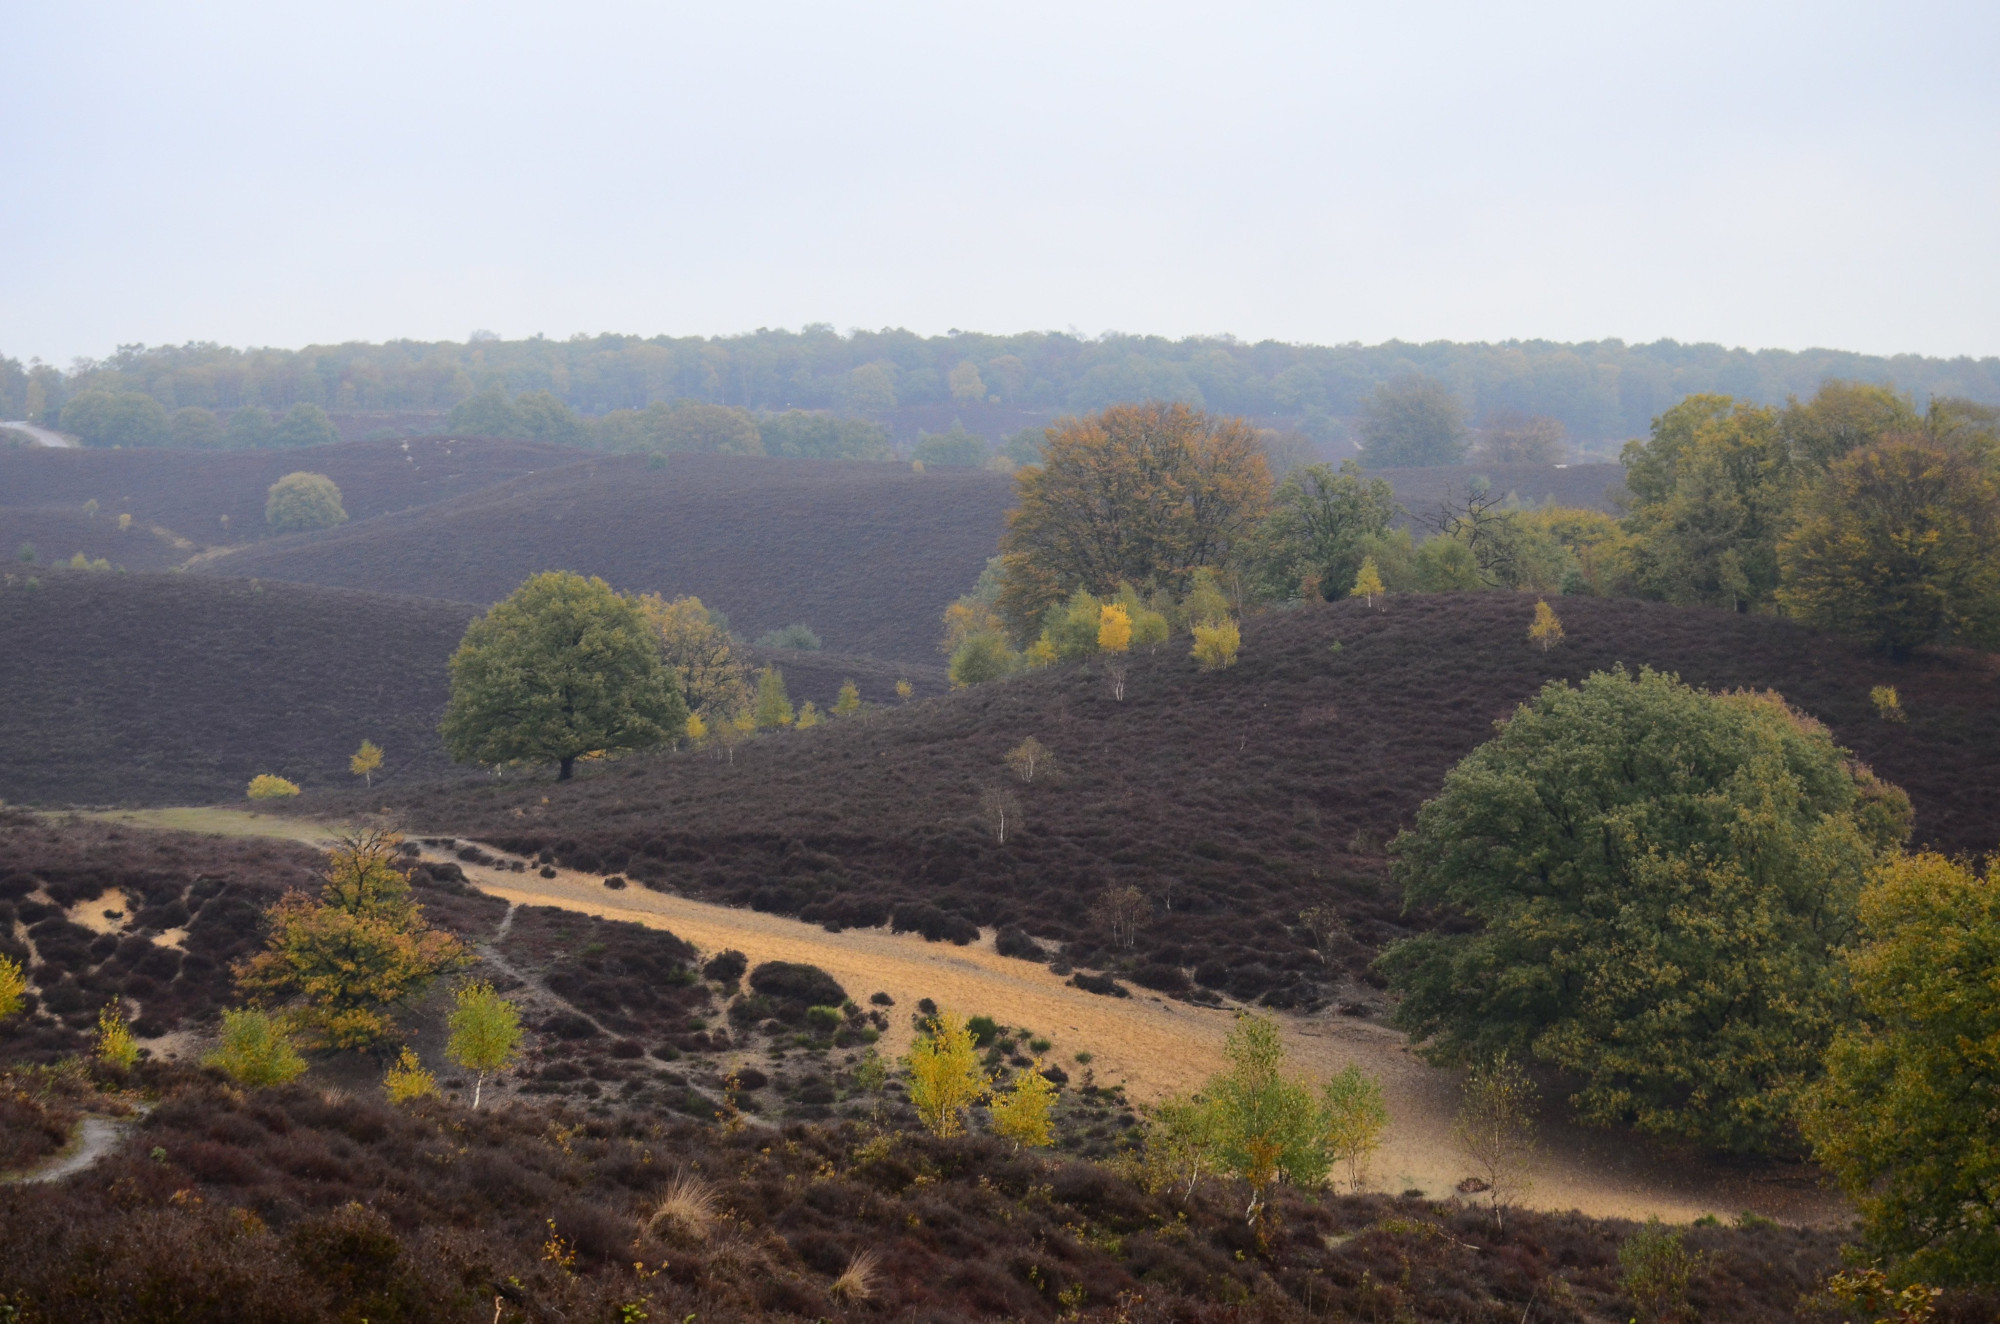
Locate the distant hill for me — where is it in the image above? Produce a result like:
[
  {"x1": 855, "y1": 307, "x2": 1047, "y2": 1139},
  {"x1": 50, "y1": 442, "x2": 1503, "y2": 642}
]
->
[
  {"x1": 0, "y1": 436, "x2": 578, "y2": 552},
  {"x1": 196, "y1": 453, "x2": 1016, "y2": 663},
  {"x1": 0, "y1": 570, "x2": 946, "y2": 808},
  {"x1": 349, "y1": 593, "x2": 2000, "y2": 1012}
]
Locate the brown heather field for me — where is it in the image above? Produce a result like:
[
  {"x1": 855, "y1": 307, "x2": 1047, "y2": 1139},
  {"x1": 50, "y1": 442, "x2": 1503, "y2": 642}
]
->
[{"x1": 333, "y1": 593, "x2": 2000, "y2": 1013}]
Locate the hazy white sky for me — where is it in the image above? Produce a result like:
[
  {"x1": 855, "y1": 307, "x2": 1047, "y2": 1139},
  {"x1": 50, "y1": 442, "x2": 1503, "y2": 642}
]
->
[{"x1": 4, "y1": 1, "x2": 1996, "y2": 364}]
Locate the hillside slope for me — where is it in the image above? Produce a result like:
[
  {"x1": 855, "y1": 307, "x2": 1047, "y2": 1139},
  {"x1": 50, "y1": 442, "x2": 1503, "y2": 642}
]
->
[
  {"x1": 0, "y1": 572, "x2": 478, "y2": 805},
  {"x1": 199, "y1": 453, "x2": 1017, "y2": 662},
  {"x1": 360, "y1": 594, "x2": 2000, "y2": 1011},
  {"x1": 0, "y1": 436, "x2": 579, "y2": 550}
]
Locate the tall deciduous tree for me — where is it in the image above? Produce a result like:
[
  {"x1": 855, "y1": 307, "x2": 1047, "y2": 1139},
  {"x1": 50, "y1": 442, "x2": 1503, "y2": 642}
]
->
[
  {"x1": 996, "y1": 402, "x2": 1271, "y2": 638},
  {"x1": 1357, "y1": 375, "x2": 1468, "y2": 468},
  {"x1": 1249, "y1": 461, "x2": 1400, "y2": 601},
  {"x1": 1777, "y1": 438, "x2": 2000, "y2": 657},
  {"x1": 905, "y1": 1009, "x2": 989, "y2": 1138},
  {"x1": 635, "y1": 593, "x2": 750, "y2": 718},
  {"x1": 1378, "y1": 667, "x2": 1911, "y2": 1153},
  {"x1": 442, "y1": 571, "x2": 687, "y2": 780},
  {"x1": 1801, "y1": 852, "x2": 2000, "y2": 1285}
]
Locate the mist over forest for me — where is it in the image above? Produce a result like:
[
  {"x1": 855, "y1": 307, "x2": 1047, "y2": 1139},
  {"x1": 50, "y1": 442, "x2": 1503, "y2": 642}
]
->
[{"x1": 8, "y1": 328, "x2": 1999, "y2": 455}]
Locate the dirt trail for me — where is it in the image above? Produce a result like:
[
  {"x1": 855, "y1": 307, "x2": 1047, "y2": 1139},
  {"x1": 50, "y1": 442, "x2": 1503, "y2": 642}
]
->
[
  {"x1": 5, "y1": 1111, "x2": 147, "y2": 1184},
  {"x1": 434, "y1": 844, "x2": 1846, "y2": 1227},
  {"x1": 57, "y1": 810, "x2": 1844, "y2": 1225}
]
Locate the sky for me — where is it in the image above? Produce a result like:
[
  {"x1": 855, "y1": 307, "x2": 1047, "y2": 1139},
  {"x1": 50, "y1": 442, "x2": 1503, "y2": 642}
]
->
[{"x1": 3, "y1": 0, "x2": 1997, "y2": 365}]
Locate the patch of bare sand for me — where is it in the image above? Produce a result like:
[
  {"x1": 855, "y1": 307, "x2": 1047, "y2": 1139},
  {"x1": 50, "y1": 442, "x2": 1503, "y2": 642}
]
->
[
  {"x1": 434, "y1": 844, "x2": 1848, "y2": 1228},
  {"x1": 65, "y1": 888, "x2": 131, "y2": 935}
]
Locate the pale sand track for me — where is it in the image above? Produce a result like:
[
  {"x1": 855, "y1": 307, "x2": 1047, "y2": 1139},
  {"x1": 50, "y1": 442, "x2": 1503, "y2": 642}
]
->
[{"x1": 57, "y1": 809, "x2": 1846, "y2": 1225}]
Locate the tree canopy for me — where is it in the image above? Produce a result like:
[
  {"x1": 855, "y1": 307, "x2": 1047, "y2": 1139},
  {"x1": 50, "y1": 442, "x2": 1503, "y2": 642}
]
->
[
  {"x1": 1378, "y1": 667, "x2": 1911, "y2": 1153},
  {"x1": 265, "y1": 472, "x2": 348, "y2": 532},
  {"x1": 996, "y1": 402, "x2": 1271, "y2": 637},
  {"x1": 441, "y1": 571, "x2": 687, "y2": 779},
  {"x1": 1248, "y1": 460, "x2": 1399, "y2": 601},
  {"x1": 1357, "y1": 375, "x2": 1468, "y2": 468}
]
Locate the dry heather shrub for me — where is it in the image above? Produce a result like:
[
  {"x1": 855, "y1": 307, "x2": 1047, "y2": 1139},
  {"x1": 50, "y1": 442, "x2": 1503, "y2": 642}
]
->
[
  {"x1": 830, "y1": 1247, "x2": 881, "y2": 1302},
  {"x1": 646, "y1": 1169, "x2": 718, "y2": 1241}
]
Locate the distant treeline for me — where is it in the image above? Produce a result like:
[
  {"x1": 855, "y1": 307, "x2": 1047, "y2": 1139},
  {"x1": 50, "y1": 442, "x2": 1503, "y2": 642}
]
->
[{"x1": 6, "y1": 328, "x2": 1998, "y2": 446}]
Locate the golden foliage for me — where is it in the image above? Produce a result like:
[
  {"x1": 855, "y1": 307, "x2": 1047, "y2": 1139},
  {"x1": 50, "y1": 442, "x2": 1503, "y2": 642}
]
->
[
  {"x1": 1190, "y1": 618, "x2": 1240, "y2": 671},
  {"x1": 1871, "y1": 685, "x2": 1906, "y2": 722},
  {"x1": 997, "y1": 402, "x2": 1272, "y2": 637},
  {"x1": 1097, "y1": 603, "x2": 1132, "y2": 653},
  {"x1": 752, "y1": 665, "x2": 795, "y2": 728},
  {"x1": 1527, "y1": 599, "x2": 1564, "y2": 651},
  {"x1": 447, "y1": 981, "x2": 523, "y2": 1109},
  {"x1": 795, "y1": 700, "x2": 821, "y2": 729},
  {"x1": 383, "y1": 1046, "x2": 439, "y2": 1103},
  {"x1": 990, "y1": 1061, "x2": 1059, "y2": 1149},
  {"x1": 96, "y1": 1002, "x2": 139, "y2": 1070},
  {"x1": 1003, "y1": 736, "x2": 1051, "y2": 783},
  {"x1": 833, "y1": 679, "x2": 862, "y2": 716},
  {"x1": 204, "y1": 1007, "x2": 308, "y2": 1088},
  {"x1": 904, "y1": 1008, "x2": 989, "y2": 1138},
  {"x1": 349, "y1": 739, "x2": 384, "y2": 785},
  {"x1": 1349, "y1": 556, "x2": 1385, "y2": 607},
  {"x1": 635, "y1": 592, "x2": 751, "y2": 717},
  {"x1": 0, "y1": 954, "x2": 26, "y2": 1021},
  {"x1": 246, "y1": 773, "x2": 300, "y2": 800}
]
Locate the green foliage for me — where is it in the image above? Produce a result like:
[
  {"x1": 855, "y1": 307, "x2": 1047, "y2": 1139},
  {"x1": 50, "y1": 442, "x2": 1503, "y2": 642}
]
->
[
  {"x1": 752, "y1": 665, "x2": 794, "y2": 728},
  {"x1": 1618, "y1": 1218, "x2": 1701, "y2": 1322},
  {"x1": 1378, "y1": 667, "x2": 1911, "y2": 1152},
  {"x1": 447, "y1": 981, "x2": 523, "y2": 1108},
  {"x1": 235, "y1": 832, "x2": 470, "y2": 1051},
  {"x1": 246, "y1": 774, "x2": 300, "y2": 800},
  {"x1": 1189, "y1": 618, "x2": 1240, "y2": 671},
  {"x1": 904, "y1": 1008, "x2": 989, "y2": 1138},
  {"x1": 1357, "y1": 374, "x2": 1468, "y2": 467},
  {"x1": 912, "y1": 422, "x2": 988, "y2": 467},
  {"x1": 759, "y1": 410, "x2": 893, "y2": 460},
  {"x1": 1777, "y1": 438, "x2": 2000, "y2": 657},
  {"x1": 272, "y1": 403, "x2": 340, "y2": 448},
  {"x1": 1800, "y1": 853, "x2": 2000, "y2": 1284},
  {"x1": 635, "y1": 593, "x2": 750, "y2": 719},
  {"x1": 1039, "y1": 588, "x2": 1104, "y2": 661},
  {"x1": 1205, "y1": 1014, "x2": 1329, "y2": 1216},
  {"x1": 1319, "y1": 1064, "x2": 1388, "y2": 1192},
  {"x1": 441, "y1": 571, "x2": 687, "y2": 779},
  {"x1": 169, "y1": 406, "x2": 223, "y2": 448},
  {"x1": 205, "y1": 1007, "x2": 308, "y2": 1088},
  {"x1": 1412, "y1": 535, "x2": 1483, "y2": 590},
  {"x1": 597, "y1": 401, "x2": 763, "y2": 456},
  {"x1": 1181, "y1": 567, "x2": 1231, "y2": 627},
  {"x1": 59, "y1": 389, "x2": 171, "y2": 447},
  {"x1": 1250, "y1": 461, "x2": 1400, "y2": 601},
  {"x1": 949, "y1": 631, "x2": 1019, "y2": 687},
  {"x1": 446, "y1": 385, "x2": 587, "y2": 444},
  {"x1": 224, "y1": 405, "x2": 274, "y2": 449},
  {"x1": 264, "y1": 472, "x2": 348, "y2": 532},
  {"x1": 754, "y1": 623, "x2": 821, "y2": 651}
]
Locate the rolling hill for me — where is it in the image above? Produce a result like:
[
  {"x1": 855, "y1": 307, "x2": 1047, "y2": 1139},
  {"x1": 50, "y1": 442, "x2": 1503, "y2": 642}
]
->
[
  {"x1": 342, "y1": 593, "x2": 2000, "y2": 1012},
  {"x1": 0, "y1": 570, "x2": 946, "y2": 808},
  {"x1": 195, "y1": 452, "x2": 1017, "y2": 663}
]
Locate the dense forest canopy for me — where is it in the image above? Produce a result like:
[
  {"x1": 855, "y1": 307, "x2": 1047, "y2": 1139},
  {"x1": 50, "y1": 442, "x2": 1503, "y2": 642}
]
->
[{"x1": 5, "y1": 329, "x2": 1998, "y2": 447}]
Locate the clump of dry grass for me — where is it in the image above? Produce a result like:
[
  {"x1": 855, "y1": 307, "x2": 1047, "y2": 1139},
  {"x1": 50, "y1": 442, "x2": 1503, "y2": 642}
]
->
[
  {"x1": 646, "y1": 1169, "x2": 718, "y2": 1241},
  {"x1": 830, "y1": 1247, "x2": 880, "y2": 1302}
]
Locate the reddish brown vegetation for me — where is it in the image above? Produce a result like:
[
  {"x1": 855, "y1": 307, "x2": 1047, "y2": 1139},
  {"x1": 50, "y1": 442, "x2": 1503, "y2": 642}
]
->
[
  {"x1": 0, "y1": 1065, "x2": 1867, "y2": 1322},
  {"x1": 199, "y1": 452, "x2": 1015, "y2": 661},
  {"x1": 0, "y1": 573, "x2": 477, "y2": 805},
  {"x1": 366, "y1": 594, "x2": 2000, "y2": 1011}
]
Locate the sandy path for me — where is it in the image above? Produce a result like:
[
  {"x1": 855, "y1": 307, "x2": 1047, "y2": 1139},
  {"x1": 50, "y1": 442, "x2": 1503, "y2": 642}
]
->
[
  {"x1": 436, "y1": 845, "x2": 1847, "y2": 1226},
  {"x1": 5, "y1": 1112, "x2": 146, "y2": 1184},
  {"x1": 0, "y1": 420, "x2": 76, "y2": 448}
]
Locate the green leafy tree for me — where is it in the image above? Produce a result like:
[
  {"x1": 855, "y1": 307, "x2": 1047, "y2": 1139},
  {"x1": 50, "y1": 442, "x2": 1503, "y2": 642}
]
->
[
  {"x1": 1206, "y1": 1014, "x2": 1329, "y2": 1221},
  {"x1": 1777, "y1": 438, "x2": 2000, "y2": 657},
  {"x1": 913, "y1": 422, "x2": 988, "y2": 467},
  {"x1": 752, "y1": 664, "x2": 795, "y2": 728},
  {"x1": 272, "y1": 402, "x2": 340, "y2": 448},
  {"x1": 1320, "y1": 1064, "x2": 1389, "y2": 1192},
  {"x1": 442, "y1": 571, "x2": 687, "y2": 779},
  {"x1": 264, "y1": 472, "x2": 348, "y2": 532},
  {"x1": 1800, "y1": 852, "x2": 2000, "y2": 1284},
  {"x1": 1378, "y1": 667, "x2": 1911, "y2": 1153},
  {"x1": 170, "y1": 406, "x2": 223, "y2": 448},
  {"x1": 59, "y1": 389, "x2": 171, "y2": 447},
  {"x1": 905, "y1": 1008, "x2": 989, "y2": 1138},
  {"x1": 1620, "y1": 395, "x2": 1793, "y2": 610},
  {"x1": 224, "y1": 404, "x2": 275, "y2": 449},
  {"x1": 1357, "y1": 374, "x2": 1468, "y2": 468},
  {"x1": 349, "y1": 739, "x2": 384, "y2": 786},
  {"x1": 949, "y1": 631, "x2": 1019, "y2": 687},
  {"x1": 989, "y1": 1061, "x2": 1058, "y2": 1148},
  {"x1": 448, "y1": 383, "x2": 525, "y2": 437},
  {"x1": 651, "y1": 402, "x2": 763, "y2": 456},
  {"x1": 833, "y1": 362, "x2": 898, "y2": 416},
  {"x1": 948, "y1": 360, "x2": 987, "y2": 402},
  {"x1": 997, "y1": 402, "x2": 1271, "y2": 638},
  {"x1": 514, "y1": 390, "x2": 586, "y2": 445},
  {"x1": 235, "y1": 831, "x2": 471, "y2": 1050},
  {"x1": 759, "y1": 410, "x2": 893, "y2": 460},
  {"x1": 634, "y1": 593, "x2": 751, "y2": 718},
  {"x1": 447, "y1": 981, "x2": 523, "y2": 1109},
  {"x1": 205, "y1": 1007, "x2": 308, "y2": 1087},
  {"x1": 1250, "y1": 461, "x2": 1400, "y2": 601},
  {"x1": 832, "y1": 678, "x2": 862, "y2": 716},
  {"x1": 1039, "y1": 588, "x2": 1104, "y2": 661},
  {"x1": 1475, "y1": 409, "x2": 1567, "y2": 464},
  {"x1": 1779, "y1": 379, "x2": 1919, "y2": 471}
]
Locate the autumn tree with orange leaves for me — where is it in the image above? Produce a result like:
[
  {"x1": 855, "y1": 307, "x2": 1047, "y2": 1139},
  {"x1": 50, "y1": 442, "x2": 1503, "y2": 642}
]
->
[{"x1": 995, "y1": 403, "x2": 1272, "y2": 639}]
